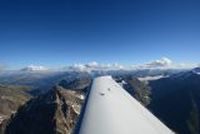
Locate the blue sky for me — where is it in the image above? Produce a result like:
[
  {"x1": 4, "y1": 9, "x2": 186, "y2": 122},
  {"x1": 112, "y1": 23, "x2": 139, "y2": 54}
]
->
[{"x1": 0, "y1": 0, "x2": 200, "y2": 69}]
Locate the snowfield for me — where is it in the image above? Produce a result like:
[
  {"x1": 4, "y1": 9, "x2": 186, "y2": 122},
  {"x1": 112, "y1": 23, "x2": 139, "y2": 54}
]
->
[
  {"x1": 138, "y1": 75, "x2": 168, "y2": 81},
  {"x1": 78, "y1": 76, "x2": 173, "y2": 134}
]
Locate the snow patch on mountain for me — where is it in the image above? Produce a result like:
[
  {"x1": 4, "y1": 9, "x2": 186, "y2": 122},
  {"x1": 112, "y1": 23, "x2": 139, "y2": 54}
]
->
[
  {"x1": 192, "y1": 67, "x2": 200, "y2": 75},
  {"x1": 138, "y1": 75, "x2": 169, "y2": 81}
]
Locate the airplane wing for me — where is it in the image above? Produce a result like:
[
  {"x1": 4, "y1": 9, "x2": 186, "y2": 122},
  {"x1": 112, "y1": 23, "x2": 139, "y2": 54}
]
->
[{"x1": 76, "y1": 76, "x2": 173, "y2": 134}]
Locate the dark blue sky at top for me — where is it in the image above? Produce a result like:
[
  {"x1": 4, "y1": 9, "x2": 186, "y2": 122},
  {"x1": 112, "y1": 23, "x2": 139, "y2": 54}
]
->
[{"x1": 0, "y1": 0, "x2": 200, "y2": 69}]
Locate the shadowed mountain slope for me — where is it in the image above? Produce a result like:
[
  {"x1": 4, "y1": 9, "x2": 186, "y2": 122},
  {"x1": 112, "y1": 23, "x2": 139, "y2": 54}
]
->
[{"x1": 5, "y1": 86, "x2": 84, "y2": 134}]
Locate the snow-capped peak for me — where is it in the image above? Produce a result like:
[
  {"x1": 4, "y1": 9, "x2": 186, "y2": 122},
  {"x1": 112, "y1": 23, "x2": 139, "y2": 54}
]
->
[{"x1": 192, "y1": 67, "x2": 200, "y2": 75}]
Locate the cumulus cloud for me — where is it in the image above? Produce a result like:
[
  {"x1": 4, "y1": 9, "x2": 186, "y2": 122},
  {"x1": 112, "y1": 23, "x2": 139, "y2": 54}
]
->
[
  {"x1": 142, "y1": 57, "x2": 172, "y2": 68},
  {"x1": 85, "y1": 61, "x2": 99, "y2": 67},
  {"x1": 63, "y1": 57, "x2": 198, "y2": 72},
  {"x1": 132, "y1": 57, "x2": 197, "y2": 70},
  {"x1": 21, "y1": 65, "x2": 49, "y2": 72},
  {"x1": 67, "y1": 61, "x2": 124, "y2": 72},
  {"x1": 131, "y1": 57, "x2": 173, "y2": 69}
]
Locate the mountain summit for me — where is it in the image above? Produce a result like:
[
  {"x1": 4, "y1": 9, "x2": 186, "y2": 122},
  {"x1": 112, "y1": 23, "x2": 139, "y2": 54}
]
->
[{"x1": 192, "y1": 67, "x2": 200, "y2": 75}]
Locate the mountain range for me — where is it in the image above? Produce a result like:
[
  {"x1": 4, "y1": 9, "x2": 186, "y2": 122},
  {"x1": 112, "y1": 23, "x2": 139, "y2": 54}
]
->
[{"x1": 0, "y1": 67, "x2": 200, "y2": 134}]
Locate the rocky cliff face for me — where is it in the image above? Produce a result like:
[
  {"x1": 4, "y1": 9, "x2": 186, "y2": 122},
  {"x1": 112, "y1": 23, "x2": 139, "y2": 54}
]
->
[
  {"x1": 0, "y1": 85, "x2": 31, "y2": 134},
  {"x1": 114, "y1": 76, "x2": 151, "y2": 106},
  {"x1": 5, "y1": 86, "x2": 84, "y2": 134}
]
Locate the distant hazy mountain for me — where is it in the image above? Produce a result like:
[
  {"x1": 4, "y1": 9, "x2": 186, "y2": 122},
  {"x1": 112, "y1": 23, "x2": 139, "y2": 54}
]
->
[
  {"x1": 0, "y1": 67, "x2": 183, "y2": 96},
  {"x1": 0, "y1": 70, "x2": 92, "y2": 96},
  {"x1": 58, "y1": 75, "x2": 92, "y2": 92}
]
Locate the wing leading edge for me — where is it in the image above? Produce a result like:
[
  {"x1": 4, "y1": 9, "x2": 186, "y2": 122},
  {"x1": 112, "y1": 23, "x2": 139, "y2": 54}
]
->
[{"x1": 77, "y1": 76, "x2": 173, "y2": 134}]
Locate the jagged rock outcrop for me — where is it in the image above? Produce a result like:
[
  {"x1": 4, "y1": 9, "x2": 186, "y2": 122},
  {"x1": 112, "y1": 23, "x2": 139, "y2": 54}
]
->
[
  {"x1": 5, "y1": 86, "x2": 84, "y2": 134},
  {"x1": 115, "y1": 76, "x2": 151, "y2": 106},
  {"x1": 126, "y1": 77, "x2": 151, "y2": 106}
]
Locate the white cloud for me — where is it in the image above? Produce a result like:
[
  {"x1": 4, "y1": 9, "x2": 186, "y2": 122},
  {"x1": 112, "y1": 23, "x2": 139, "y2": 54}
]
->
[
  {"x1": 66, "y1": 58, "x2": 197, "y2": 72},
  {"x1": 21, "y1": 65, "x2": 49, "y2": 72},
  {"x1": 143, "y1": 57, "x2": 172, "y2": 68},
  {"x1": 86, "y1": 61, "x2": 99, "y2": 67},
  {"x1": 67, "y1": 61, "x2": 124, "y2": 72},
  {"x1": 131, "y1": 57, "x2": 196, "y2": 70},
  {"x1": 56, "y1": 57, "x2": 200, "y2": 72}
]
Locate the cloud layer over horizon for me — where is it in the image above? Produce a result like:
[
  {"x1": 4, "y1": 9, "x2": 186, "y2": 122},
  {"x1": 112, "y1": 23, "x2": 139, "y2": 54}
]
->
[{"x1": 1, "y1": 57, "x2": 199, "y2": 72}]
